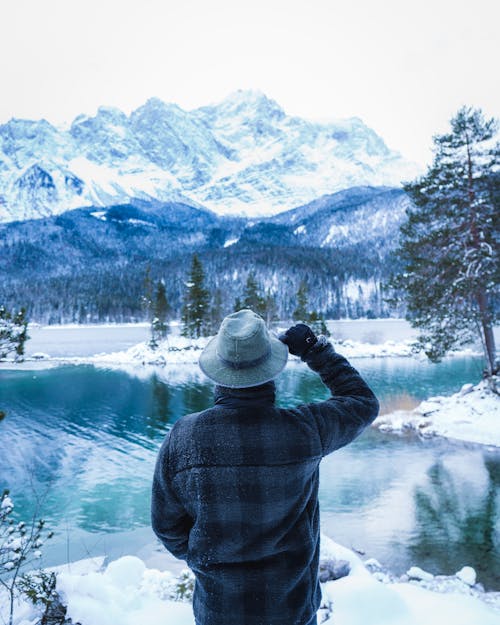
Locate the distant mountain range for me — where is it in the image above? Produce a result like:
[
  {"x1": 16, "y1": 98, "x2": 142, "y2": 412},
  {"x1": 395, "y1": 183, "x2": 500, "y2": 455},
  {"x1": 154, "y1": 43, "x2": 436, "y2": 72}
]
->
[
  {"x1": 0, "y1": 90, "x2": 421, "y2": 222},
  {"x1": 0, "y1": 186, "x2": 410, "y2": 323}
]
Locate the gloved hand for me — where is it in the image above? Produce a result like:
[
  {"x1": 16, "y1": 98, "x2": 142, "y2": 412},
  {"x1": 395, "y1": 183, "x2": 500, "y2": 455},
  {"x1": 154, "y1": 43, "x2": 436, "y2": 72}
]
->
[{"x1": 279, "y1": 323, "x2": 318, "y2": 358}]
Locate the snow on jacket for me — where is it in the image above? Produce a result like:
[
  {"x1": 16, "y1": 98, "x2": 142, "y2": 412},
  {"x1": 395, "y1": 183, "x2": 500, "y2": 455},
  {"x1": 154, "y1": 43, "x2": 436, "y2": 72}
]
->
[{"x1": 151, "y1": 337, "x2": 379, "y2": 625}]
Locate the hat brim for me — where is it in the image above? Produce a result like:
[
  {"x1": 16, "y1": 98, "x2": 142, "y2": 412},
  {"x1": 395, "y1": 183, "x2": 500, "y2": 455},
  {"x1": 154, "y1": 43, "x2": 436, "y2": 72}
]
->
[{"x1": 199, "y1": 333, "x2": 289, "y2": 388}]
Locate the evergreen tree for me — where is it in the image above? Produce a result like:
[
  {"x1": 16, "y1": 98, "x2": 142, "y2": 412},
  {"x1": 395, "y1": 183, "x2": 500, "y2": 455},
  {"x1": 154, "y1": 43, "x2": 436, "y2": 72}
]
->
[
  {"x1": 293, "y1": 281, "x2": 309, "y2": 322},
  {"x1": 241, "y1": 272, "x2": 267, "y2": 317},
  {"x1": 181, "y1": 254, "x2": 210, "y2": 338},
  {"x1": 150, "y1": 280, "x2": 170, "y2": 349},
  {"x1": 0, "y1": 306, "x2": 29, "y2": 360},
  {"x1": 208, "y1": 288, "x2": 224, "y2": 335},
  {"x1": 308, "y1": 310, "x2": 330, "y2": 337},
  {"x1": 263, "y1": 290, "x2": 279, "y2": 326},
  {"x1": 292, "y1": 280, "x2": 330, "y2": 335},
  {"x1": 391, "y1": 107, "x2": 499, "y2": 375},
  {"x1": 141, "y1": 265, "x2": 153, "y2": 321}
]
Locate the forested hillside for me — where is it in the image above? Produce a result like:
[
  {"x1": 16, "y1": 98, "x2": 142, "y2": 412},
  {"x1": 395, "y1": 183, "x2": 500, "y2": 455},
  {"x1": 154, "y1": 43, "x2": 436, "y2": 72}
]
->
[{"x1": 1, "y1": 186, "x2": 409, "y2": 323}]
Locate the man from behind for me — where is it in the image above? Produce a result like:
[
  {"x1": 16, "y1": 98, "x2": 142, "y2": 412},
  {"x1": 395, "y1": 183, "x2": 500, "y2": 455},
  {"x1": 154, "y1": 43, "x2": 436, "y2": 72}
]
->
[{"x1": 152, "y1": 309, "x2": 379, "y2": 625}]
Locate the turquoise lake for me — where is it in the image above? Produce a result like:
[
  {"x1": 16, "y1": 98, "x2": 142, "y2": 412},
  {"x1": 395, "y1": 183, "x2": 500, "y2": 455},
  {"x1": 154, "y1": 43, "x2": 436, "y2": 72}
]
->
[{"x1": 0, "y1": 355, "x2": 499, "y2": 589}]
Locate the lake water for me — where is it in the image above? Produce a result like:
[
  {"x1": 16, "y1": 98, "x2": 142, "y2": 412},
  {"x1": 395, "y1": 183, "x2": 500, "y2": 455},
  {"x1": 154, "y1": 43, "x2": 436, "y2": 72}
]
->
[{"x1": 1, "y1": 355, "x2": 499, "y2": 589}]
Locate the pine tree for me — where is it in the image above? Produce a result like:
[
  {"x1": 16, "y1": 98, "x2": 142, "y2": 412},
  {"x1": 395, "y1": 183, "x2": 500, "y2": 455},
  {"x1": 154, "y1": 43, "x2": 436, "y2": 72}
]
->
[
  {"x1": 150, "y1": 280, "x2": 170, "y2": 349},
  {"x1": 181, "y1": 254, "x2": 210, "y2": 338},
  {"x1": 293, "y1": 281, "x2": 309, "y2": 322},
  {"x1": 391, "y1": 107, "x2": 499, "y2": 375},
  {"x1": 263, "y1": 290, "x2": 279, "y2": 326},
  {"x1": 208, "y1": 288, "x2": 224, "y2": 335},
  {"x1": 308, "y1": 310, "x2": 330, "y2": 337},
  {"x1": 0, "y1": 306, "x2": 29, "y2": 360},
  {"x1": 141, "y1": 265, "x2": 153, "y2": 321},
  {"x1": 241, "y1": 272, "x2": 267, "y2": 317}
]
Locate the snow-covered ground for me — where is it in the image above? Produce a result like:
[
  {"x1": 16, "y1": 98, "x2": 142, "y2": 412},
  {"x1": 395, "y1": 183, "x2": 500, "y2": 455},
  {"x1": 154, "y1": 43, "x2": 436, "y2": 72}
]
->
[
  {"x1": 16, "y1": 318, "x2": 483, "y2": 363},
  {"x1": 3, "y1": 536, "x2": 499, "y2": 625},
  {"x1": 374, "y1": 378, "x2": 500, "y2": 448}
]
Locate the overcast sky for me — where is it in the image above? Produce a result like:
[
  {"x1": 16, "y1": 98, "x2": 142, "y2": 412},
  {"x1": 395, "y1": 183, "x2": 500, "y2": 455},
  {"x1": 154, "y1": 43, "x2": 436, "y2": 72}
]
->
[{"x1": 1, "y1": 0, "x2": 498, "y2": 166}]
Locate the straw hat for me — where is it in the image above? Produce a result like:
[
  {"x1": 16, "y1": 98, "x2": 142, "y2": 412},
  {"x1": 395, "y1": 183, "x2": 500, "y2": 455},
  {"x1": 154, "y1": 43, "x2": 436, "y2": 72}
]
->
[{"x1": 199, "y1": 309, "x2": 288, "y2": 388}]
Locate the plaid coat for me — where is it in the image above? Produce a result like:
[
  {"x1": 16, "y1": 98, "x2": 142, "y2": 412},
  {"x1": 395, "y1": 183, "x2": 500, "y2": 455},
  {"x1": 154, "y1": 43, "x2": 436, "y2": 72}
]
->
[{"x1": 151, "y1": 337, "x2": 379, "y2": 625}]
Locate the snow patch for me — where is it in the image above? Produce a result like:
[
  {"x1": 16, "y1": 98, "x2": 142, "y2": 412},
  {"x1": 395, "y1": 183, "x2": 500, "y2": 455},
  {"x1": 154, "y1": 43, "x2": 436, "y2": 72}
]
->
[
  {"x1": 374, "y1": 378, "x2": 500, "y2": 447},
  {"x1": 90, "y1": 211, "x2": 107, "y2": 221}
]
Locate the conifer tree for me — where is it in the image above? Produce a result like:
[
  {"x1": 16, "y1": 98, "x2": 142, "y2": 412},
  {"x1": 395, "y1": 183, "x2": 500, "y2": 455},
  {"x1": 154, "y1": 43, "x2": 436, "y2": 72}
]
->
[
  {"x1": 181, "y1": 254, "x2": 210, "y2": 338},
  {"x1": 392, "y1": 107, "x2": 499, "y2": 375},
  {"x1": 241, "y1": 272, "x2": 267, "y2": 317},
  {"x1": 150, "y1": 280, "x2": 170, "y2": 349},
  {"x1": 0, "y1": 306, "x2": 29, "y2": 360},
  {"x1": 293, "y1": 281, "x2": 309, "y2": 322},
  {"x1": 263, "y1": 290, "x2": 279, "y2": 326},
  {"x1": 141, "y1": 265, "x2": 153, "y2": 321},
  {"x1": 208, "y1": 288, "x2": 224, "y2": 335}
]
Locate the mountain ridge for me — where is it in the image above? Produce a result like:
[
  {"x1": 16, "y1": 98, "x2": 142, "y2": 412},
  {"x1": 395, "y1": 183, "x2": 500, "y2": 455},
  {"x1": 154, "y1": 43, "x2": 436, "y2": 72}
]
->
[
  {"x1": 0, "y1": 90, "x2": 421, "y2": 223},
  {"x1": 0, "y1": 185, "x2": 408, "y2": 323}
]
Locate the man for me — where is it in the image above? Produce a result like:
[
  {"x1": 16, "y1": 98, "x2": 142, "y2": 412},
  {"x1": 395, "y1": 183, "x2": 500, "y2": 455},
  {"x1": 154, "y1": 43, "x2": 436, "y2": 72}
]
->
[{"x1": 152, "y1": 309, "x2": 379, "y2": 625}]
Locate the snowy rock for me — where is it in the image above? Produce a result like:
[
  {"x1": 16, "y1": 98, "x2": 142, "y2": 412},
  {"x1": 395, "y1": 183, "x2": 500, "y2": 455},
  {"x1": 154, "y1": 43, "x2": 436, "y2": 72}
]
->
[
  {"x1": 364, "y1": 557, "x2": 383, "y2": 571},
  {"x1": 319, "y1": 558, "x2": 351, "y2": 582},
  {"x1": 104, "y1": 555, "x2": 146, "y2": 587},
  {"x1": 460, "y1": 383, "x2": 474, "y2": 395},
  {"x1": 456, "y1": 566, "x2": 477, "y2": 587},
  {"x1": 407, "y1": 566, "x2": 435, "y2": 581},
  {"x1": 31, "y1": 352, "x2": 50, "y2": 360}
]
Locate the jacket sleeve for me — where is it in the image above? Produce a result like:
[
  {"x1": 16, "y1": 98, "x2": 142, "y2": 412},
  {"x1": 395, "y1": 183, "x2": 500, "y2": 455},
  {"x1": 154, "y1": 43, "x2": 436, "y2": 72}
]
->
[
  {"x1": 151, "y1": 432, "x2": 192, "y2": 560},
  {"x1": 300, "y1": 336, "x2": 379, "y2": 456}
]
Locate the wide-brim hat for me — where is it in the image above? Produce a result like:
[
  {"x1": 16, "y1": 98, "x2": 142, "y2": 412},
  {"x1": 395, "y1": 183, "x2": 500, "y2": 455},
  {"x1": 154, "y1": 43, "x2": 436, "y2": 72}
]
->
[{"x1": 199, "y1": 309, "x2": 288, "y2": 388}]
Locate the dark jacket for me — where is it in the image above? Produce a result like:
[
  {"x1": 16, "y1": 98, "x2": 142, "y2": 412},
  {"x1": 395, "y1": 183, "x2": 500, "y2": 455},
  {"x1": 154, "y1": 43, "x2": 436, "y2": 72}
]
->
[{"x1": 151, "y1": 337, "x2": 379, "y2": 625}]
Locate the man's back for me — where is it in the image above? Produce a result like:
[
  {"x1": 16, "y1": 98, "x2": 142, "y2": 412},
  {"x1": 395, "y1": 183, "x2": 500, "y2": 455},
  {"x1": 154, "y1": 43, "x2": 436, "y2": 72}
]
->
[{"x1": 152, "y1": 332, "x2": 379, "y2": 625}]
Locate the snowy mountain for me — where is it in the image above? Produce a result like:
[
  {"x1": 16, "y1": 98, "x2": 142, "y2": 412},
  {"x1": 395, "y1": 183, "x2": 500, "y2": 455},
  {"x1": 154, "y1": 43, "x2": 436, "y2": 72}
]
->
[{"x1": 0, "y1": 91, "x2": 421, "y2": 222}]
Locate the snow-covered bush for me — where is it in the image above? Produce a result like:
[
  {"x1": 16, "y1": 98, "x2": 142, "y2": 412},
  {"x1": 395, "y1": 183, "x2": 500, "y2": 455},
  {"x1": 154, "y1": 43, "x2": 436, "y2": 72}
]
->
[
  {"x1": 0, "y1": 306, "x2": 29, "y2": 360},
  {"x1": 0, "y1": 490, "x2": 55, "y2": 625}
]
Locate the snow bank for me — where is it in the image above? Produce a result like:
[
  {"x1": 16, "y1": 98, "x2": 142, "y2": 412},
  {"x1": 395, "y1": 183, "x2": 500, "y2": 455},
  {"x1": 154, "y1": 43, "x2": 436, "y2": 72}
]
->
[
  {"x1": 375, "y1": 378, "x2": 500, "y2": 447},
  {"x1": 4, "y1": 537, "x2": 499, "y2": 625},
  {"x1": 9, "y1": 334, "x2": 479, "y2": 367}
]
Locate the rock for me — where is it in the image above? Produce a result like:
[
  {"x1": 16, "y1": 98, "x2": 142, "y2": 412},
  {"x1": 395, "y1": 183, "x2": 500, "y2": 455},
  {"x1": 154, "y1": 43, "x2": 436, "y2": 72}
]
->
[
  {"x1": 407, "y1": 566, "x2": 434, "y2": 581},
  {"x1": 459, "y1": 383, "x2": 474, "y2": 395},
  {"x1": 319, "y1": 558, "x2": 351, "y2": 582},
  {"x1": 456, "y1": 566, "x2": 477, "y2": 586},
  {"x1": 32, "y1": 352, "x2": 50, "y2": 360},
  {"x1": 364, "y1": 557, "x2": 383, "y2": 572}
]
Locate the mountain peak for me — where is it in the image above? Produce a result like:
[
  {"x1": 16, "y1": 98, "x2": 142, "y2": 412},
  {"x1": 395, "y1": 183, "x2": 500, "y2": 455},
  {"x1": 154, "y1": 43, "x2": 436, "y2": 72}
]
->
[{"x1": 197, "y1": 89, "x2": 285, "y2": 122}]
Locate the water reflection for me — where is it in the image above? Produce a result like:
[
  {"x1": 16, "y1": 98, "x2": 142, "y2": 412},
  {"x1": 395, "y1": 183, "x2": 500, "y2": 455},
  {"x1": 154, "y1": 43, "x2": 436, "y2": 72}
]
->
[
  {"x1": 409, "y1": 453, "x2": 500, "y2": 587},
  {"x1": 147, "y1": 375, "x2": 171, "y2": 435}
]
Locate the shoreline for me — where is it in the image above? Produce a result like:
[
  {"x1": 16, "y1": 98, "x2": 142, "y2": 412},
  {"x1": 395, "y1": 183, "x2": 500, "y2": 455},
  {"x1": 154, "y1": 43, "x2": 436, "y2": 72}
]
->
[{"x1": 2, "y1": 329, "x2": 497, "y2": 450}]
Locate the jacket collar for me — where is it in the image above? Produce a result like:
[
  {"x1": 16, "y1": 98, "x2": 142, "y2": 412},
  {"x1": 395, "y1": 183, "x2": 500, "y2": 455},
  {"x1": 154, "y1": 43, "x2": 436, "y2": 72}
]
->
[{"x1": 214, "y1": 381, "x2": 276, "y2": 409}]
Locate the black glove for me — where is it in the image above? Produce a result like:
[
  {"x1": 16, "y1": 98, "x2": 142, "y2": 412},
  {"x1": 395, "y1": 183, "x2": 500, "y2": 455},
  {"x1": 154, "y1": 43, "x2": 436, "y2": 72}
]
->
[{"x1": 279, "y1": 323, "x2": 318, "y2": 358}]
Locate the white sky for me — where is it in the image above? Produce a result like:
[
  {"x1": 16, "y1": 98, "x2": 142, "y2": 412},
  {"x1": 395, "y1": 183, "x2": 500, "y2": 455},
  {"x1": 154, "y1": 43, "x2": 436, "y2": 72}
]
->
[{"x1": 1, "y1": 0, "x2": 498, "y2": 166}]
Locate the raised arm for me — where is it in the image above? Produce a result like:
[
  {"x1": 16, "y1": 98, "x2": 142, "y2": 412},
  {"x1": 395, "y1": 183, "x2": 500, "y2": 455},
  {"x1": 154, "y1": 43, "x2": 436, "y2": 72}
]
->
[{"x1": 280, "y1": 325, "x2": 379, "y2": 456}]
